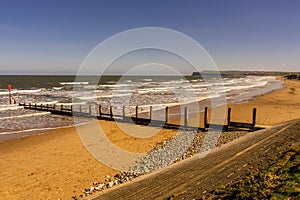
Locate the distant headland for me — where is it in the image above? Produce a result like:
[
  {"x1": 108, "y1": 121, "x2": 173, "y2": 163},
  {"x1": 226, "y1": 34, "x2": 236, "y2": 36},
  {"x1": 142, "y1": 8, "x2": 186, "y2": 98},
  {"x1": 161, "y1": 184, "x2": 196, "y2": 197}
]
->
[{"x1": 192, "y1": 71, "x2": 300, "y2": 78}]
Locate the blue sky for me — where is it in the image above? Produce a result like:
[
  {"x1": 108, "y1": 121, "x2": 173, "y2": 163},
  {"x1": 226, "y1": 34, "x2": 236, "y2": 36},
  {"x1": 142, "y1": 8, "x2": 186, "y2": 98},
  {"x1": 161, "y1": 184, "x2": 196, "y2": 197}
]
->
[{"x1": 0, "y1": 0, "x2": 299, "y2": 74}]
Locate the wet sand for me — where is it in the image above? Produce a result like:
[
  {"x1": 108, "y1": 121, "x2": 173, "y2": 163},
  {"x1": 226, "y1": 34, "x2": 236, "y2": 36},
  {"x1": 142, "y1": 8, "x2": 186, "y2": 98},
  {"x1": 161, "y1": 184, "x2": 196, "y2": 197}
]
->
[{"x1": 0, "y1": 79, "x2": 299, "y2": 199}]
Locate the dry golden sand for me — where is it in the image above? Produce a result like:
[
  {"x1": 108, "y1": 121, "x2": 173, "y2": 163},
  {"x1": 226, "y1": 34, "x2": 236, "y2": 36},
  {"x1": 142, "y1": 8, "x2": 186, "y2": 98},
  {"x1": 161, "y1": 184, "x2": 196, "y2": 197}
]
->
[
  {"x1": 0, "y1": 79, "x2": 299, "y2": 199},
  {"x1": 228, "y1": 79, "x2": 300, "y2": 126},
  {"x1": 0, "y1": 121, "x2": 178, "y2": 200}
]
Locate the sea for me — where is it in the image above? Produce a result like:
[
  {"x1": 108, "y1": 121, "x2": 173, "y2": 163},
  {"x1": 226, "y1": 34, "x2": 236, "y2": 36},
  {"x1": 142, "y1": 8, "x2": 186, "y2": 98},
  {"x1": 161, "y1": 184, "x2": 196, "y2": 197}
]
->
[{"x1": 0, "y1": 75, "x2": 282, "y2": 141}]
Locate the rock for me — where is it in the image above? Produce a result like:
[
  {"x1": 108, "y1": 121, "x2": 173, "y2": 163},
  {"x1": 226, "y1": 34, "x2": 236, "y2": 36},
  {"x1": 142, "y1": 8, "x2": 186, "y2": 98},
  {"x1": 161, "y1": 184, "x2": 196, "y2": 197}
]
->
[
  {"x1": 94, "y1": 186, "x2": 102, "y2": 191},
  {"x1": 90, "y1": 186, "x2": 94, "y2": 192},
  {"x1": 114, "y1": 173, "x2": 121, "y2": 179},
  {"x1": 112, "y1": 180, "x2": 118, "y2": 185},
  {"x1": 71, "y1": 196, "x2": 78, "y2": 200},
  {"x1": 83, "y1": 188, "x2": 90, "y2": 194},
  {"x1": 79, "y1": 130, "x2": 249, "y2": 197},
  {"x1": 106, "y1": 181, "x2": 114, "y2": 188},
  {"x1": 93, "y1": 181, "x2": 99, "y2": 185}
]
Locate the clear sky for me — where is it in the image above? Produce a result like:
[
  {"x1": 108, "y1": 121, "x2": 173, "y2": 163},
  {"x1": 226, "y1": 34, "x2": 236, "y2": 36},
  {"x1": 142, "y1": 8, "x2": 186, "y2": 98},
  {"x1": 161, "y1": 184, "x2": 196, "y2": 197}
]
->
[{"x1": 0, "y1": 0, "x2": 299, "y2": 75}]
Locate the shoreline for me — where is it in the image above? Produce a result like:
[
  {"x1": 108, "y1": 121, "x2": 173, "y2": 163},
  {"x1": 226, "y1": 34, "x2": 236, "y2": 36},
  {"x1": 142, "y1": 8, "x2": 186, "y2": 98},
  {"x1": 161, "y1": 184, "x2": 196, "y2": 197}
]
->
[
  {"x1": 0, "y1": 78, "x2": 299, "y2": 199},
  {"x1": 0, "y1": 76, "x2": 282, "y2": 142},
  {"x1": 0, "y1": 126, "x2": 71, "y2": 142}
]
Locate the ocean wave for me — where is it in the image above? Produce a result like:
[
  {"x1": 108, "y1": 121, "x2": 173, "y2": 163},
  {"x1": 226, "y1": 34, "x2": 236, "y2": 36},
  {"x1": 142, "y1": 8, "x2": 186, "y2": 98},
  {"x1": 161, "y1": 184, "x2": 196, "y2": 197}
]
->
[
  {"x1": 53, "y1": 87, "x2": 62, "y2": 90},
  {"x1": 0, "y1": 89, "x2": 41, "y2": 95},
  {"x1": 0, "y1": 112, "x2": 51, "y2": 120},
  {"x1": 0, "y1": 105, "x2": 23, "y2": 111},
  {"x1": 59, "y1": 82, "x2": 89, "y2": 85}
]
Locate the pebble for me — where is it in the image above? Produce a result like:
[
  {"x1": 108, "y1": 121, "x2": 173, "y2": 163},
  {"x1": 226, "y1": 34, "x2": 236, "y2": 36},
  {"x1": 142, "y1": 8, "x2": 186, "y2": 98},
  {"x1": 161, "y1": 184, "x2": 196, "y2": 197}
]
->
[
  {"x1": 106, "y1": 181, "x2": 114, "y2": 188},
  {"x1": 76, "y1": 130, "x2": 248, "y2": 199}
]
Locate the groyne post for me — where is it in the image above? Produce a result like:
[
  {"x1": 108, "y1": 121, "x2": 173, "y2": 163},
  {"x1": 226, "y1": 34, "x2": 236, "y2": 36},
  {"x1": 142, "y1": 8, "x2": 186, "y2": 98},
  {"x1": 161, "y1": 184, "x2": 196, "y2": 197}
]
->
[
  {"x1": 79, "y1": 105, "x2": 82, "y2": 112},
  {"x1": 149, "y1": 106, "x2": 152, "y2": 121},
  {"x1": 165, "y1": 106, "x2": 169, "y2": 123},
  {"x1": 252, "y1": 108, "x2": 257, "y2": 130},
  {"x1": 20, "y1": 102, "x2": 261, "y2": 132},
  {"x1": 204, "y1": 107, "x2": 208, "y2": 129},
  {"x1": 7, "y1": 84, "x2": 12, "y2": 104},
  {"x1": 99, "y1": 105, "x2": 102, "y2": 117},
  {"x1": 122, "y1": 106, "x2": 125, "y2": 120},
  {"x1": 227, "y1": 107, "x2": 231, "y2": 131},
  {"x1": 184, "y1": 107, "x2": 188, "y2": 127},
  {"x1": 110, "y1": 106, "x2": 113, "y2": 118},
  {"x1": 89, "y1": 105, "x2": 92, "y2": 115}
]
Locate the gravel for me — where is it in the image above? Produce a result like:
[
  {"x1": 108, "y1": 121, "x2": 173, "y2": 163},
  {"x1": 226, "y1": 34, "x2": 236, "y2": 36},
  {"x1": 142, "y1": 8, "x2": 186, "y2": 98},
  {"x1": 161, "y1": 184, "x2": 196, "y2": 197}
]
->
[
  {"x1": 128, "y1": 130, "x2": 247, "y2": 173},
  {"x1": 76, "y1": 130, "x2": 248, "y2": 199}
]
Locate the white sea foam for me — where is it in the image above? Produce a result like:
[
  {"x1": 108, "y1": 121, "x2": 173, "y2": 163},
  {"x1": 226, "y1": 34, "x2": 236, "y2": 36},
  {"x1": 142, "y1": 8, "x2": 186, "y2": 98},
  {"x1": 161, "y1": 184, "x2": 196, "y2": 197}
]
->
[
  {"x1": 0, "y1": 105, "x2": 23, "y2": 111},
  {"x1": 0, "y1": 112, "x2": 51, "y2": 120},
  {"x1": 60, "y1": 81, "x2": 89, "y2": 85},
  {"x1": 36, "y1": 101, "x2": 59, "y2": 105},
  {"x1": 53, "y1": 87, "x2": 62, "y2": 90},
  {"x1": 0, "y1": 89, "x2": 41, "y2": 95},
  {"x1": 0, "y1": 76, "x2": 283, "y2": 135}
]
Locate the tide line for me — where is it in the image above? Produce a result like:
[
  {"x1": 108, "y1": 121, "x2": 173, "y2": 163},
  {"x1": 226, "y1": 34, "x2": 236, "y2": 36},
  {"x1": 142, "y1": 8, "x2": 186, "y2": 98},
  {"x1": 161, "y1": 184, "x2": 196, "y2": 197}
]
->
[{"x1": 0, "y1": 112, "x2": 51, "y2": 120}]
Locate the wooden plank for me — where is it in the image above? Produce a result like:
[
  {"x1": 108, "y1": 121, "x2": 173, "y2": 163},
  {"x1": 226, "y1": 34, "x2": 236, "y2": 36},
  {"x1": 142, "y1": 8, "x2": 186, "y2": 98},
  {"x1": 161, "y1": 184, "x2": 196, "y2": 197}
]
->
[
  {"x1": 206, "y1": 123, "x2": 227, "y2": 130},
  {"x1": 229, "y1": 122, "x2": 253, "y2": 129},
  {"x1": 18, "y1": 102, "x2": 263, "y2": 133},
  {"x1": 61, "y1": 108, "x2": 72, "y2": 112}
]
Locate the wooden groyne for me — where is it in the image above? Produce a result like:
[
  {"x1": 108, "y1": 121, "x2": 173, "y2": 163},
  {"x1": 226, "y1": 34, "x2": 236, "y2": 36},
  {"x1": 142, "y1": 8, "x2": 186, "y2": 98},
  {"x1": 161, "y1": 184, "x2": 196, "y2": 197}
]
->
[{"x1": 19, "y1": 103, "x2": 262, "y2": 132}]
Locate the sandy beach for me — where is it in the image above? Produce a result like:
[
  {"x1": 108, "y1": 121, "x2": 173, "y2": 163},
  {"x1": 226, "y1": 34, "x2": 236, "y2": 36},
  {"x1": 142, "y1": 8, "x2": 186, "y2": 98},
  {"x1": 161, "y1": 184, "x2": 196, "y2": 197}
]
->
[
  {"x1": 186, "y1": 78, "x2": 300, "y2": 128},
  {"x1": 0, "y1": 78, "x2": 299, "y2": 199},
  {"x1": 227, "y1": 79, "x2": 300, "y2": 126}
]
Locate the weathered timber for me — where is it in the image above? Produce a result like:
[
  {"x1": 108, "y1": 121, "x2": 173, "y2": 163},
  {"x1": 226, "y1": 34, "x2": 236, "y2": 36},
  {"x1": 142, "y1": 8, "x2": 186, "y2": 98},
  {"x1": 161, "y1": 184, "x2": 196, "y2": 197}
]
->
[{"x1": 18, "y1": 103, "x2": 260, "y2": 132}]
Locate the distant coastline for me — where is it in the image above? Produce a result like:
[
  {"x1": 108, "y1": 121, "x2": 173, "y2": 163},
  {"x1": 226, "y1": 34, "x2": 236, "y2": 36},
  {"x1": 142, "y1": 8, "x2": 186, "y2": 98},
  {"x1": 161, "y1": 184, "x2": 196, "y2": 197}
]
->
[{"x1": 192, "y1": 70, "x2": 300, "y2": 77}]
